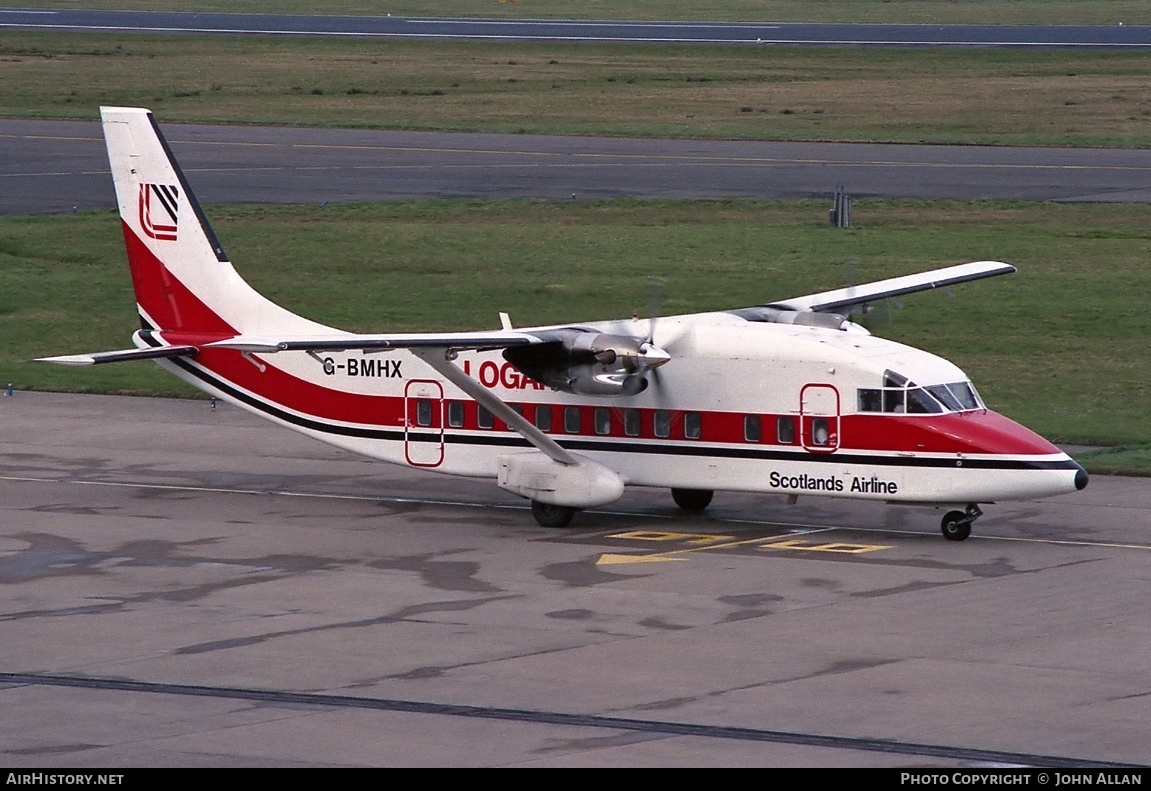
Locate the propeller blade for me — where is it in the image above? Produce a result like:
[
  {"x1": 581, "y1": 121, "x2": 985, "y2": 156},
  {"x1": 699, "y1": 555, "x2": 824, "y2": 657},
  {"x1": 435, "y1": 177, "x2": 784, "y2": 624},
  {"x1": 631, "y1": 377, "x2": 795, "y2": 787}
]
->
[{"x1": 647, "y1": 278, "x2": 665, "y2": 344}]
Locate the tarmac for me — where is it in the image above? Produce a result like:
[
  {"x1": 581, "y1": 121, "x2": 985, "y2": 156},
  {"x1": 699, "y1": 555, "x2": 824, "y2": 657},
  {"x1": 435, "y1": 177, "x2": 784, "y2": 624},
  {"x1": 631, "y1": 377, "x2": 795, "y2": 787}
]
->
[{"x1": 1, "y1": 391, "x2": 1148, "y2": 766}]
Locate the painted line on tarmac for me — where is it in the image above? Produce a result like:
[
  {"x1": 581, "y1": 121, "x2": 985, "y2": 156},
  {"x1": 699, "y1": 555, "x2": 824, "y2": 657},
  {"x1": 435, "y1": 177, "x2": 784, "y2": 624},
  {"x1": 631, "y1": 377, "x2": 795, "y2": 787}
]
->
[{"x1": 0, "y1": 671, "x2": 1141, "y2": 768}]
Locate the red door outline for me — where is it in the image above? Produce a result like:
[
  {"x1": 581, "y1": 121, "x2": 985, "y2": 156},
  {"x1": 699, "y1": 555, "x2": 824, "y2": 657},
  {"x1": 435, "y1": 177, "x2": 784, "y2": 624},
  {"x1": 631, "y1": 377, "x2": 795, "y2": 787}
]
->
[
  {"x1": 404, "y1": 380, "x2": 444, "y2": 467},
  {"x1": 800, "y1": 383, "x2": 840, "y2": 453}
]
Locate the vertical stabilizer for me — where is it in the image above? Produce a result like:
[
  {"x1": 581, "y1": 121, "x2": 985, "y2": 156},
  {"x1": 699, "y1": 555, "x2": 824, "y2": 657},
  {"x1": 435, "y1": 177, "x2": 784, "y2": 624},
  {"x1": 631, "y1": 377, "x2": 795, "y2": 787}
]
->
[{"x1": 100, "y1": 107, "x2": 329, "y2": 336}]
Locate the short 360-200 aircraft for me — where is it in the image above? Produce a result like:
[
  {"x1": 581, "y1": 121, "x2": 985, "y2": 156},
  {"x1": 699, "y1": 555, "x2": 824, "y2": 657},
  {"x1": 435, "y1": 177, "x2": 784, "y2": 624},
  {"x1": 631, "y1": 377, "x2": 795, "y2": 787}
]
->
[{"x1": 42, "y1": 108, "x2": 1088, "y2": 540}]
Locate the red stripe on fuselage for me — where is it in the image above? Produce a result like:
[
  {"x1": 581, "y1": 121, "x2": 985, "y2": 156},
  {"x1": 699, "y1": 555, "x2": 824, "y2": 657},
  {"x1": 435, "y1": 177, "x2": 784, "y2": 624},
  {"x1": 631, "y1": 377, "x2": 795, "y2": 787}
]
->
[
  {"x1": 126, "y1": 224, "x2": 1061, "y2": 458},
  {"x1": 185, "y1": 349, "x2": 1058, "y2": 459}
]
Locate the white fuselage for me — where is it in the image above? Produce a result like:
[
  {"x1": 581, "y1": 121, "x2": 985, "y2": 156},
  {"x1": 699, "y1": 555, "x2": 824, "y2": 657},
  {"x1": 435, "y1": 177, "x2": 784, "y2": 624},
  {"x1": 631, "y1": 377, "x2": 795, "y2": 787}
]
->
[{"x1": 151, "y1": 311, "x2": 1082, "y2": 509}]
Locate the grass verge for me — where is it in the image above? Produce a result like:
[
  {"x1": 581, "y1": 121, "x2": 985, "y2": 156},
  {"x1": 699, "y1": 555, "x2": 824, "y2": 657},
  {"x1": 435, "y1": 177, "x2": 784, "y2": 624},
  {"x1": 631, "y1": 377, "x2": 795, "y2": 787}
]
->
[
  {"x1": 2, "y1": 32, "x2": 1150, "y2": 146},
  {"x1": 1075, "y1": 445, "x2": 1151, "y2": 476}
]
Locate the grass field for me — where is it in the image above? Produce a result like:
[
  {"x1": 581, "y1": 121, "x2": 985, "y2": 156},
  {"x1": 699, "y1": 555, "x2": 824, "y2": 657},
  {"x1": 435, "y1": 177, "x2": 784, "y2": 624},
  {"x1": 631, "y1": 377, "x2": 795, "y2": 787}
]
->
[
  {"x1": 3, "y1": 32, "x2": 1150, "y2": 147},
  {"x1": 12, "y1": 0, "x2": 1151, "y2": 25},
  {"x1": 3, "y1": 199, "x2": 1148, "y2": 467}
]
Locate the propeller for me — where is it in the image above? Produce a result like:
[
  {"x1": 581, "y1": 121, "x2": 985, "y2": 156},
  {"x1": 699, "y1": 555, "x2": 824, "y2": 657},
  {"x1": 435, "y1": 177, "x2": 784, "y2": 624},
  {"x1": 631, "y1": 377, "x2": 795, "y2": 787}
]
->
[
  {"x1": 842, "y1": 258, "x2": 902, "y2": 332},
  {"x1": 645, "y1": 278, "x2": 664, "y2": 345},
  {"x1": 502, "y1": 279, "x2": 672, "y2": 397},
  {"x1": 639, "y1": 278, "x2": 670, "y2": 398}
]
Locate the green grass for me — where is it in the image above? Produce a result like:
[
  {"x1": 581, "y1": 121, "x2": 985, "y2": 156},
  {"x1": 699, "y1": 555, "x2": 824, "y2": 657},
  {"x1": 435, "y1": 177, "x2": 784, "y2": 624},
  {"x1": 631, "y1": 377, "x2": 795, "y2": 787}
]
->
[
  {"x1": 2, "y1": 32, "x2": 1151, "y2": 146},
  {"x1": 12, "y1": 0, "x2": 1151, "y2": 25},
  {"x1": 2, "y1": 199, "x2": 1148, "y2": 459},
  {"x1": 1075, "y1": 445, "x2": 1151, "y2": 477}
]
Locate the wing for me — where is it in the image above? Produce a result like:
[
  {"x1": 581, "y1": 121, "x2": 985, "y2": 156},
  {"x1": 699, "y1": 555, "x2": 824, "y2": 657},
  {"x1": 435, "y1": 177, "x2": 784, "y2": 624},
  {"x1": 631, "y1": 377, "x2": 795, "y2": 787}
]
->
[
  {"x1": 763, "y1": 261, "x2": 1016, "y2": 314},
  {"x1": 40, "y1": 323, "x2": 669, "y2": 400},
  {"x1": 38, "y1": 328, "x2": 543, "y2": 365},
  {"x1": 202, "y1": 329, "x2": 542, "y2": 353},
  {"x1": 37, "y1": 345, "x2": 200, "y2": 366}
]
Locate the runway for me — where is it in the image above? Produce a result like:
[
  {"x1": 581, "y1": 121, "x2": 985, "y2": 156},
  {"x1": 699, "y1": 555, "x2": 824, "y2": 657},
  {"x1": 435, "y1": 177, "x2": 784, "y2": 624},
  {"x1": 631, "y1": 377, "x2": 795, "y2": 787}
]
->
[
  {"x1": 5, "y1": 118, "x2": 1151, "y2": 216},
  {"x1": 2, "y1": 9, "x2": 1149, "y2": 48},
  {"x1": 1, "y1": 392, "x2": 1148, "y2": 766}
]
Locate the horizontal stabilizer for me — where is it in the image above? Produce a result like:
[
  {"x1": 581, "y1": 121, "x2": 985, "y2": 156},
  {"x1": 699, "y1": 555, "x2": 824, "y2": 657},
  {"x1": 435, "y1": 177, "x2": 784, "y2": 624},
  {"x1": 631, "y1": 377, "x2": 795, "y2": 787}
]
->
[
  {"x1": 204, "y1": 331, "x2": 542, "y2": 354},
  {"x1": 37, "y1": 345, "x2": 199, "y2": 366},
  {"x1": 769, "y1": 261, "x2": 1016, "y2": 314}
]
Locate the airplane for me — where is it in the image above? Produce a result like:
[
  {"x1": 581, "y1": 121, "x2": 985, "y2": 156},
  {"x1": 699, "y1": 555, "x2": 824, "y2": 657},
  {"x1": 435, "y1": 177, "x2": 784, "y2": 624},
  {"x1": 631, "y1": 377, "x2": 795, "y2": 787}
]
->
[{"x1": 40, "y1": 107, "x2": 1088, "y2": 541}]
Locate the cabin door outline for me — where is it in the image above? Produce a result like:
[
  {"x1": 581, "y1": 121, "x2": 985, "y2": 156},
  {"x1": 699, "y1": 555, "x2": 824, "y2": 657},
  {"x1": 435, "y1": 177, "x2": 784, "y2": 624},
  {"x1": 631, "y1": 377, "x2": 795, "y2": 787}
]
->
[
  {"x1": 404, "y1": 379, "x2": 445, "y2": 467},
  {"x1": 800, "y1": 383, "x2": 840, "y2": 453}
]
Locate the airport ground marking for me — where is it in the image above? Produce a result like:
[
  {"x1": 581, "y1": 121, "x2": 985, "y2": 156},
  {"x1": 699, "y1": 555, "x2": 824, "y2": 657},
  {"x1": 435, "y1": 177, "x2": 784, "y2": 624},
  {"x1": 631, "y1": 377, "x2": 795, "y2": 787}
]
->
[{"x1": 595, "y1": 528, "x2": 891, "y2": 565}]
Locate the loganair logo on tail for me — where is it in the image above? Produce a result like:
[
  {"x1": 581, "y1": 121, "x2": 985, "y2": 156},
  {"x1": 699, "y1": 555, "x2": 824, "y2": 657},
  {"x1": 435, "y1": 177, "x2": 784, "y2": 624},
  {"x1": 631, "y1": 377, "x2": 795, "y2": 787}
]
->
[{"x1": 138, "y1": 183, "x2": 179, "y2": 241}]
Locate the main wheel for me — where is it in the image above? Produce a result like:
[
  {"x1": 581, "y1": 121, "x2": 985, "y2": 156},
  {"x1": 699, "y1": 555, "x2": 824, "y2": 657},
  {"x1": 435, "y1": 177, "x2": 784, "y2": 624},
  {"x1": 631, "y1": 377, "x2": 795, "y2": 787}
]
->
[
  {"x1": 531, "y1": 500, "x2": 577, "y2": 528},
  {"x1": 671, "y1": 488, "x2": 714, "y2": 512},
  {"x1": 941, "y1": 511, "x2": 972, "y2": 541}
]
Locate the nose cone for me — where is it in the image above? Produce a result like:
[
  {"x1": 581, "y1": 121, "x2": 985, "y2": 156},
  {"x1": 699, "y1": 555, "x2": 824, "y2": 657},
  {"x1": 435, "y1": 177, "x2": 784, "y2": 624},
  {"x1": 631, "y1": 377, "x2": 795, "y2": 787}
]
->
[{"x1": 1075, "y1": 464, "x2": 1089, "y2": 491}]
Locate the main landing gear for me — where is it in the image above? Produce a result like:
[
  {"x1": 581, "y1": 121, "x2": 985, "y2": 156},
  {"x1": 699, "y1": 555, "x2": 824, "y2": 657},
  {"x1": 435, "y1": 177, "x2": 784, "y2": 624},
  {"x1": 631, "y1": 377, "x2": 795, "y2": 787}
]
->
[
  {"x1": 531, "y1": 500, "x2": 577, "y2": 528},
  {"x1": 940, "y1": 504, "x2": 983, "y2": 542},
  {"x1": 531, "y1": 488, "x2": 718, "y2": 527},
  {"x1": 671, "y1": 488, "x2": 714, "y2": 512}
]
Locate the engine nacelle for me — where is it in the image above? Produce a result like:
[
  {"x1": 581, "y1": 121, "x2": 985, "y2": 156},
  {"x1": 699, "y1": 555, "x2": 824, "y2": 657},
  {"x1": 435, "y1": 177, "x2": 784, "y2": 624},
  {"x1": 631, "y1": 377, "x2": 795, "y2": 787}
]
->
[
  {"x1": 730, "y1": 306, "x2": 851, "y2": 330},
  {"x1": 503, "y1": 331, "x2": 669, "y2": 397}
]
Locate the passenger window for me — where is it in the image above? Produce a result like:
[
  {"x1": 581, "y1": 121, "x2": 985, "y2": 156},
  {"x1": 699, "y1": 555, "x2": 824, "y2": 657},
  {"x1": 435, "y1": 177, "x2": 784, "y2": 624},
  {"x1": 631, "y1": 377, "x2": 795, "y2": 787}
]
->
[
  {"x1": 744, "y1": 414, "x2": 761, "y2": 442},
  {"x1": 812, "y1": 418, "x2": 830, "y2": 446},
  {"x1": 535, "y1": 405, "x2": 552, "y2": 432},
  {"x1": 447, "y1": 400, "x2": 464, "y2": 428},
  {"x1": 564, "y1": 406, "x2": 581, "y2": 434},
  {"x1": 478, "y1": 404, "x2": 493, "y2": 429},
  {"x1": 624, "y1": 409, "x2": 641, "y2": 437},
  {"x1": 594, "y1": 407, "x2": 611, "y2": 436},
  {"x1": 654, "y1": 410, "x2": 671, "y2": 438},
  {"x1": 684, "y1": 412, "x2": 701, "y2": 440},
  {"x1": 416, "y1": 399, "x2": 433, "y2": 427},
  {"x1": 777, "y1": 416, "x2": 796, "y2": 444}
]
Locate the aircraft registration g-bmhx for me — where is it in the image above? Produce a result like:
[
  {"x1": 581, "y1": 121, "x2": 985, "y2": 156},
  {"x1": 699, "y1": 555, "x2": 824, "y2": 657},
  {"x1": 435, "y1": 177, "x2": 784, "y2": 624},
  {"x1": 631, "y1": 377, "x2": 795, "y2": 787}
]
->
[{"x1": 41, "y1": 108, "x2": 1088, "y2": 540}]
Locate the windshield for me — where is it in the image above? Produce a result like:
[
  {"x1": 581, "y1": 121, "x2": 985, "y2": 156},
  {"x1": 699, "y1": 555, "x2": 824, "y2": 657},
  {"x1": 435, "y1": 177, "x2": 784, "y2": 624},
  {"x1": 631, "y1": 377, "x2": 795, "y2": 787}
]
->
[{"x1": 857, "y1": 372, "x2": 984, "y2": 415}]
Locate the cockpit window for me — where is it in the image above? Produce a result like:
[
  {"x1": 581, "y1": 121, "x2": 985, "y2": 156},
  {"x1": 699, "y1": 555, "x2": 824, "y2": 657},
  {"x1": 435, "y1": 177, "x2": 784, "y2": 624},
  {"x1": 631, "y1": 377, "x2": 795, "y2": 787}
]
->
[
  {"x1": 906, "y1": 387, "x2": 943, "y2": 414},
  {"x1": 858, "y1": 371, "x2": 984, "y2": 415},
  {"x1": 940, "y1": 381, "x2": 981, "y2": 410}
]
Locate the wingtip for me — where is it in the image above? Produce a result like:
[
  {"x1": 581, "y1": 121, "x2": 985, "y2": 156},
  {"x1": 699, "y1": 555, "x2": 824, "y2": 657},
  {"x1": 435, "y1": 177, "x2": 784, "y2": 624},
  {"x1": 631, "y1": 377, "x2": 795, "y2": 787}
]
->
[{"x1": 36, "y1": 354, "x2": 96, "y2": 367}]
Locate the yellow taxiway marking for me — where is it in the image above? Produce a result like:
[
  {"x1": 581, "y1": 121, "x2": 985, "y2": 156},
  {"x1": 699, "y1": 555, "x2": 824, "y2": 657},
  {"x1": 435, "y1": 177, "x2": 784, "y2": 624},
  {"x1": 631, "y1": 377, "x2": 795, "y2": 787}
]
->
[{"x1": 595, "y1": 529, "x2": 893, "y2": 565}]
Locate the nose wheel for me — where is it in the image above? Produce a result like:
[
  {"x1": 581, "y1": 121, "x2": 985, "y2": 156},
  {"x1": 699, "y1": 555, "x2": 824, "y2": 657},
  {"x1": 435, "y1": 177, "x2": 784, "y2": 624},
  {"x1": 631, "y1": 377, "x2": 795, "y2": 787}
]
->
[{"x1": 940, "y1": 504, "x2": 982, "y2": 541}]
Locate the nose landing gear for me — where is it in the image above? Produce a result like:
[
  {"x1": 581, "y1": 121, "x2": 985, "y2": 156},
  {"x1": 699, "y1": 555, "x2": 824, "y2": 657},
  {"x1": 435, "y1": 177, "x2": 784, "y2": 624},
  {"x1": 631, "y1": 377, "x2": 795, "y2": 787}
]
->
[{"x1": 941, "y1": 504, "x2": 983, "y2": 541}]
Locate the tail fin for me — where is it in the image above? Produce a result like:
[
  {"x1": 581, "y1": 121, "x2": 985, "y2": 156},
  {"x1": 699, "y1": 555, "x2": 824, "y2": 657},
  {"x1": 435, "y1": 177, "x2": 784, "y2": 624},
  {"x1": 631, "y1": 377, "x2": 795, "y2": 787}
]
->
[{"x1": 101, "y1": 107, "x2": 327, "y2": 337}]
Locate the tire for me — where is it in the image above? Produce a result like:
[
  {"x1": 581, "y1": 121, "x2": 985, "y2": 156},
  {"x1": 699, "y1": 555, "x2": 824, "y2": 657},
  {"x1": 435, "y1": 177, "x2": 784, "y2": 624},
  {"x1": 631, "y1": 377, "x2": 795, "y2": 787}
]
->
[
  {"x1": 531, "y1": 500, "x2": 577, "y2": 528},
  {"x1": 941, "y1": 511, "x2": 972, "y2": 541},
  {"x1": 671, "y1": 488, "x2": 714, "y2": 512}
]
